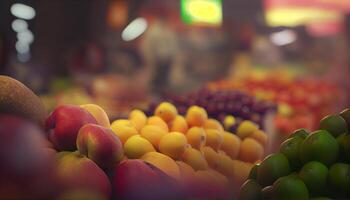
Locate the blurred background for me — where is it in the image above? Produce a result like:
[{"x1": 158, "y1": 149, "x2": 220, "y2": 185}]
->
[{"x1": 1, "y1": 0, "x2": 350, "y2": 137}]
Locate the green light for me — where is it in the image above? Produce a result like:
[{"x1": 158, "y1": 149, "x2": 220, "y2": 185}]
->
[{"x1": 181, "y1": 0, "x2": 223, "y2": 26}]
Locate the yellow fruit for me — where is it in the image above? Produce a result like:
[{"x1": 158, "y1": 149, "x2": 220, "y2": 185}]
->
[
  {"x1": 224, "y1": 115, "x2": 236, "y2": 130},
  {"x1": 80, "y1": 104, "x2": 110, "y2": 128},
  {"x1": 204, "y1": 118, "x2": 224, "y2": 131},
  {"x1": 141, "y1": 152, "x2": 180, "y2": 180},
  {"x1": 186, "y1": 106, "x2": 208, "y2": 127},
  {"x1": 231, "y1": 160, "x2": 254, "y2": 184},
  {"x1": 129, "y1": 109, "x2": 147, "y2": 131},
  {"x1": 238, "y1": 138, "x2": 264, "y2": 163},
  {"x1": 202, "y1": 146, "x2": 219, "y2": 169},
  {"x1": 237, "y1": 120, "x2": 259, "y2": 139},
  {"x1": 110, "y1": 124, "x2": 138, "y2": 144},
  {"x1": 169, "y1": 115, "x2": 188, "y2": 133},
  {"x1": 147, "y1": 116, "x2": 169, "y2": 132},
  {"x1": 140, "y1": 125, "x2": 167, "y2": 150},
  {"x1": 154, "y1": 102, "x2": 178, "y2": 123},
  {"x1": 220, "y1": 132, "x2": 241, "y2": 160},
  {"x1": 111, "y1": 119, "x2": 132, "y2": 127},
  {"x1": 181, "y1": 147, "x2": 209, "y2": 170},
  {"x1": 205, "y1": 129, "x2": 223, "y2": 151},
  {"x1": 218, "y1": 150, "x2": 227, "y2": 156},
  {"x1": 195, "y1": 170, "x2": 228, "y2": 188},
  {"x1": 176, "y1": 161, "x2": 196, "y2": 181},
  {"x1": 186, "y1": 127, "x2": 206, "y2": 150},
  {"x1": 216, "y1": 153, "x2": 234, "y2": 178},
  {"x1": 207, "y1": 169, "x2": 230, "y2": 187},
  {"x1": 159, "y1": 132, "x2": 187, "y2": 160},
  {"x1": 250, "y1": 130, "x2": 268, "y2": 146},
  {"x1": 123, "y1": 135, "x2": 155, "y2": 159}
]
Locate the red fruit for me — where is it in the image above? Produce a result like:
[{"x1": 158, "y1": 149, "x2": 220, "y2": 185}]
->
[{"x1": 45, "y1": 104, "x2": 97, "y2": 151}]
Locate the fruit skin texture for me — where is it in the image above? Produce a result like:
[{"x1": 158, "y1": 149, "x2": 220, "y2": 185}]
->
[
  {"x1": 112, "y1": 159, "x2": 181, "y2": 200},
  {"x1": 186, "y1": 106, "x2": 208, "y2": 127},
  {"x1": 129, "y1": 109, "x2": 147, "y2": 131},
  {"x1": 76, "y1": 124, "x2": 124, "y2": 169},
  {"x1": 280, "y1": 136, "x2": 304, "y2": 170},
  {"x1": 0, "y1": 115, "x2": 57, "y2": 199},
  {"x1": 147, "y1": 116, "x2": 169, "y2": 132},
  {"x1": 237, "y1": 120, "x2": 259, "y2": 139},
  {"x1": 159, "y1": 132, "x2": 188, "y2": 160},
  {"x1": 328, "y1": 163, "x2": 350, "y2": 195},
  {"x1": 80, "y1": 104, "x2": 110, "y2": 128},
  {"x1": 140, "y1": 125, "x2": 167, "y2": 150},
  {"x1": 46, "y1": 104, "x2": 98, "y2": 151},
  {"x1": 239, "y1": 138, "x2": 264, "y2": 163},
  {"x1": 181, "y1": 147, "x2": 209, "y2": 170},
  {"x1": 186, "y1": 127, "x2": 206, "y2": 150},
  {"x1": 154, "y1": 102, "x2": 178, "y2": 123},
  {"x1": 220, "y1": 131, "x2": 241, "y2": 159},
  {"x1": 110, "y1": 123, "x2": 138, "y2": 144},
  {"x1": 141, "y1": 152, "x2": 181, "y2": 180},
  {"x1": 123, "y1": 135, "x2": 155, "y2": 159},
  {"x1": 272, "y1": 174, "x2": 309, "y2": 200},
  {"x1": 299, "y1": 161, "x2": 328, "y2": 194},
  {"x1": 257, "y1": 153, "x2": 291, "y2": 187},
  {"x1": 56, "y1": 152, "x2": 111, "y2": 199},
  {"x1": 319, "y1": 115, "x2": 348, "y2": 137},
  {"x1": 299, "y1": 130, "x2": 339, "y2": 166},
  {"x1": 169, "y1": 115, "x2": 188, "y2": 133},
  {"x1": 239, "y1": 179, "x2": 262, "y2": 200},
  {"x1": 205, "y1": 129, "x2": 223, "y2": 151},
  {"x1": 0, "y1": 75, "x2": 47, "y2": 127}
]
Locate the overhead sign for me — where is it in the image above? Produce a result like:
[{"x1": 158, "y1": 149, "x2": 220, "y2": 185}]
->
[{"x1": 180, "y1": 0, "x2": 222, "y2": 26}]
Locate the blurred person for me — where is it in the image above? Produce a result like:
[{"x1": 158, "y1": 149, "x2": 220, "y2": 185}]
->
[{"x1": 140, "y1": 18, "x2": 180, "y2": 95}]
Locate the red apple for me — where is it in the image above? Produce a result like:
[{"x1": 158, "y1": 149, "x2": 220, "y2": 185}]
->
[
  {"x1": 112, "y1": 159, "x2": 182, "y2": 200},
  {"x1": 76, "y1": 124, "x2": 124, "y2": 170},
  {"x1": 0, "y1": 114, "x2": 57, "y2": 199},
  {"x1": 45, "y1": 104, "x2": 97, "y2": 151},
  {"x1": 56, "y1": 151, "x2": 111, "y2": 199}
]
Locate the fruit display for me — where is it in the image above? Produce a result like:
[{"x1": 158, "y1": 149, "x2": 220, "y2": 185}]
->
[
  {"x1": 207, "y1": 73, "x2": 345, "y2": 136},
  {"x1": 149, "y1": 88, "x2": 277, "y2": 132},
  {"x1": 0, "y1": 76, "x2": 270, "y2": 199},
  {"x1": 239, "y1": 109, "x2": 350, "y2": 200}
]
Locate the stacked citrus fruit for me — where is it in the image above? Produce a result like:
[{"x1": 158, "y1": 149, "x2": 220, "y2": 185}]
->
[
  {"x1": 240, "y1": 108, "x2": 350, "y2": 200},
  {"x1": 112, "y1": 102, "x2": 269, "y2": 197}
]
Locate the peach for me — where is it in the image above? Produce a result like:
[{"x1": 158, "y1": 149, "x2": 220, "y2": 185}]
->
[
  {"x1": 112, "y1": 159, "x2": 181, "y2": 200},
  {"x1": 56, "y1": 152, "x2": 111, "y2": 199},
  {"x1": 0, "y1": 115, "x2": 57, "y2": 199},
  {"x1": 76, "y1": 124, "x2": 124, "y2": 169},
  {"x1": 45, "y1": 104, "x2": 97, "y2": 151},
  {"x1": 80, "y1": 104, "x2": 110, "y2": 128}
]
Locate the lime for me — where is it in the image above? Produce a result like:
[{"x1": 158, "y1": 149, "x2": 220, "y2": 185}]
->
[
  {"x1": 299, "y1": 130, "x2": 339, "y2": 166},
  {"x1": 257, "y1": 153, "x2": 291, "y2": 187},
  {"x1": 299, "y1": 161, "x2": 328, "y2": 194},
  {"x1": 261, "y1": 186, "x2": 273, "y2": 200},
  {"x1": 280, "y1": 136, "x2": 304, "y2": 170},
  {"x1": 340, "y1": 108, "x2": 350, "y2": 128},
  {"x1": 319, "y1": 115, "x2": 348, "y2": 137},
  {"x1": 248, "y1": 164, "x2": 259, "y2": 180},
  {"x1": 272, "y1": 174, "x2": 309, "y2": 200},
  {"x1": 328, "y1": 163, "x2": 350, "y2": 195},
  {"x1": 336, "y1": 133, "x2": 350, "y2": 163},
  {"x1": 239, "y1": 179, "x2": 262, "y2": 200},
  {"x1": 288, "y1": 128, "x2": 309, "y2": 139}
]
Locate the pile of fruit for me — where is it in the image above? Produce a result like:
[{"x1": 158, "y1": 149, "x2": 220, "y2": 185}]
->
[
  {"x1": 149, "y1": 88, "x2": 276, "y2": 132},
  {"x1": 240, "y1": 108, "x2": 350, "y2": 200},
  {"x1": 0, "y1": 75, "x2": 271, "y2": 199},
  {"x1": 207, "y1": 75, "x2": 344, "y2": 135}
]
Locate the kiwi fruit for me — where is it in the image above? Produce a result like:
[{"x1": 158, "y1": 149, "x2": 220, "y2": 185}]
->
[{"x1": 0, "y1": 75, "x2": 46, "y2": 127}]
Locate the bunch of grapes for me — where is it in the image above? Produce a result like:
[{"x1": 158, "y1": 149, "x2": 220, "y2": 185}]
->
[{"x1": 148, "y1": 88, "x2": 276, "y2": 132}]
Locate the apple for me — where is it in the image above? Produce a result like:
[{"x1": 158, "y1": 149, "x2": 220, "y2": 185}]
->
[
  {"x1": 56, "y1": 151, "x2": 111, "y2": 199},
  {"x1": 76, "y1": 124, "x2": 124, "y2": 169},
  {"x1": 45, "y1": 104, "x2": 97, "y2": 151},
  {"x1": 112, "y1": 159, "x2": 182, "y2": 200}
]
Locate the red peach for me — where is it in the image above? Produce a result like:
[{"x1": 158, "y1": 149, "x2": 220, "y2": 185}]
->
[
  {"x1": 76, "y1": 124, "x2": 124, "y2": 170},
  {"x1": 45, "y1": 104, "x2": 97, "y2": 151}
]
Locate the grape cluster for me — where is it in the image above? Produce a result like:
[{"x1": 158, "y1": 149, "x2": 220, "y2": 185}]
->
[{"x1": 148, "y1": 88, "x2": 276, "y2": 132}]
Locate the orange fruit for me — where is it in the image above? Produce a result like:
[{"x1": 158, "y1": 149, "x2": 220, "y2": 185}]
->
[
  {"x1": 110, "y1": 123, "x2": 138, "y2": 144},
  {"x1": 204, "y1": 118, "x2": 224, "y2": 131},
  {"x1": 169, "y1": 115, "x2": 188, "y2": 133},
  {"x1": 80, "y1": 104, "x2": 110, "y2": 128},
  {"x1": 124, "y1": 135, "x2": 155, "y2": 159},
  {"x1": 176, "y1": 161, "x2": 196, "y2": 181},
  {"x1": 147, "y1": 116, "x2": 169, "y2": 132},
  {"x1": 205, "y1": 129, "x2": 223, "y2": 151},
  {"x1": 237, "y1": 120, "x2": 259, "y2": 139},
  {"x1": 186, "y1": 127, "x2": 206, "y2": 150},
  {"x1": 232, "y1": 160, "x2": 254, "y2": 184},
  {"x1": 239, "y1": 138, "x2": 264, "y2": 163},
  {"x1": 154, "y1": 102, "x2": 178, "y2": 123},
  {"x1": 202, "y1": 146, "x2": 219, "y2": 169},
  {"x1": 141, "y1": 152, "x2": 180, "y2": 180},
  {"x1": 140, "y1": 125, "x2": 167, "y2": 149},
  {"x1": 129, "y1": 109, "x2": 147, "y2": 131},
  {"x1": 181, "y1": 147, "x2": 209, "y2": 170},
  {"x1": 186, "y1": 106, "x2": 208, "y2": 127},
  {"x1": 220, "y1": 132, "x2": 241, "y2": 159},
  {"x1": 159, "y1": 132, "x2": 188, "y2": 160},
  {"x1": 250, "y1": 130, "x2": 268, "y2": 146}
]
